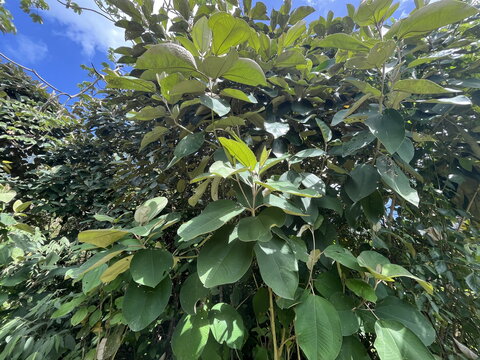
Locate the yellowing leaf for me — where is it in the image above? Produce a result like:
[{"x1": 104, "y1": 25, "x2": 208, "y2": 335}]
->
[
  {"x1": 100, "y1": 256, "x2": 133, "y2": 283},
  {"x1": 219, "y1": 137, "x2": 257, "y2": 169},
  {"x1": 78, "y1": 229, "x2": 130, "y2": 248}
]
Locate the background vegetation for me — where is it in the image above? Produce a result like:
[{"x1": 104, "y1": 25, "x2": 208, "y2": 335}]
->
[{"x1": 1, "y1": 0, "x2": 479, "y2": 359}]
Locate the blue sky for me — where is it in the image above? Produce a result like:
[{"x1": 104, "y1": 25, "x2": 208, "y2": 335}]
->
[{"x1": 0, "y1": 0, "x2": 414, "y2": 97}]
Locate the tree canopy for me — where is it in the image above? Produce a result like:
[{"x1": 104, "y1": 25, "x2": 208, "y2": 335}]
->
[{"x1": 1, "y1": 0, "x2": 480, "y2": 359}]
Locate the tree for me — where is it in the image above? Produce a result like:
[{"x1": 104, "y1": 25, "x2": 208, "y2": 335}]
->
[{"x1": 1, "y1": 0, "x2": 480, "y2": 359}]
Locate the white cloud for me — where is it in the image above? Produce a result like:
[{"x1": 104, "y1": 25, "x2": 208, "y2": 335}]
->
[
  {"x1": 43, "y1": 0, "x2": 126, "y2": 57},
  {"x1": 5, "y1": 34, "x2": 48, "y2": 64}
]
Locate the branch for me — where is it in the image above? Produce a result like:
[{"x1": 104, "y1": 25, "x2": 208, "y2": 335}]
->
[
  {"x1": 1, "y1": 52, "x2": 102, "y2": 102},
  {"x1": 56, "y1": 0, "x2": 115, "y2": 22}
]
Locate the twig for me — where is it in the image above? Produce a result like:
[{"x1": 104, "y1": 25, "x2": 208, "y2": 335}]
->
[
  {"x1": 269, "y1": 287, "x2": 280, "y2": 360},
  {"x1": 56, "y1": 0, "x2": 115, "y2": 21},
  {"x1": 0, "y1": 52, "x2": 101, "y2": 102},
  {"x1": 457, "y1": 184, "x2": 480, "y2": 231}
]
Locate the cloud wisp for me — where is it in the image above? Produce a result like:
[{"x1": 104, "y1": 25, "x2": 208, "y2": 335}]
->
[
  {"x1": 4, "y1": 34, "x2": 48, "y2": 64},
  {"x1": 43, "y1": 0, "x2": 125, "y2": 57}
]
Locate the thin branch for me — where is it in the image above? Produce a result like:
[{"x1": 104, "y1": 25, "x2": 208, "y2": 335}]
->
[
  {"x1": 56, "y1": 0, "x2": 114, "y2": 22},
  {"x1": 0, "y1": 52, "x2": 101, "y2": 102}
]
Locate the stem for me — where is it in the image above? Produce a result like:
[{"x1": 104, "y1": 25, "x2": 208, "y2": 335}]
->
[
  {"x1": 457, "y1": 185, "x2": 480, "y2": 231},
  {"x1": 269, "y1": 287, "x2": 280, "y2": 360}
]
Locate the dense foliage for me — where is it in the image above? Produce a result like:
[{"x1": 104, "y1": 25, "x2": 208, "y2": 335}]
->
[{"x1": 1, "y1": 0, "x2": 480, "y2": 359}]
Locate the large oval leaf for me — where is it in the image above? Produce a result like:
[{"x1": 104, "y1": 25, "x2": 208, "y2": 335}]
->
[
  {"x1": 178, "y1": 200, "x2": 244, "y2": 241},
  {"x1": 336, "y1": 336, "x2": 370, "y2": 360},
  {"x1": 197, "y1": 225, "x2": 253, "y2": 288},
  {"x1": 209, "y1": 303, "x2": 246, "y2": 349},
  {"x1": 375, "y1": 296, "x2": 435, "y2": 346},
  {"x1": 294, "y1": 294, "x2": 343, "y2": 360},
  {"x1": 136, "y1": 43, "x2": 197, "y2": 74},
  {"x1": 376, "y1": 156, "x2": 419, "y2": 206},
  {"x1": 387, "y1": 0, "x2": 478, "y2": 39},
  {"x1": 180, "y1": 272, "x2": 209, "y2": 315},
  {"x1": 130, "y1": 249, "x2": 173, "y2": 288},
  {"x1": 122, "y1": 277, "x2": 172, "y2": 331},
  {"x1": 78, "y1": 229, "x2": 130, "y2": 248},
  {"x1": 222, "y1": 58, "x2": 267, "y2": 86},
  {"x1": 374, "y1": 320, "x2": 435, "y2": 360},
  {"x1": 171, "y1": 312, "x2": 210, "y2": 360},
  {"x1": 254, "y1": 237, "x2": 298, "y2": 300},
  {"x1": 365, "y1": 109, "x2": 405, "y2": 154},
  {"x1": 209, "y1": 12, "x2": 251, "y2": 55},
  {"x1": 345, "y1": 164, "x2": 380, "y2": 203}
]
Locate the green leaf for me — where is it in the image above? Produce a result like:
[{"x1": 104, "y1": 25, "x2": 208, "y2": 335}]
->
[
  {"x1": 393, "y1": 79, "x2": 458, "y2": 94},
  {"x1": 170, "y1": 79, "x2": 206, "y2": 96},
  {"x1": 78, "y1": 229, "x2": 130, "y2": 248},
  {"x1": 263, "y1": 194, "x2": 306, "y2": 216},
  {"x1": 136, "y1": 43, "x2": 197, "y2": 74},
  {"x1": 52, "y1": 295, "x2": 86, "y2": 319},
  {"x1": 366, "y1": 40, "x2": 397, "y2": 68},
  {"x1": 206, "y1": 117, "x2": 246, "y2": 132},
  {"x1": 377, "y1": 156, "x2": 419, "y2": 206},
  {"x1": 315, "y1": 119, "x2": 332, "y2": 142},
  {"x1": 167, "y1": 132, "x2": 205, "y2": 169},
  {"x1": 238, "y1": 207, "x2": 286, "y2": 243},
  {"x1": 134, "y1": 196, "x2": 168, "y2": 224},
  {"x1": 222, "y1": 58, "x2": 267, "y2": 86},
  {"x1": 381, "y1": 264, "x2": 433, "y2": 294},
  {"x1": 265, "y1": 121, "x2": 290, "y2": 139},
  {"x1": 374, "y1": 320, "x2": 435, "y2": 360},
  {"x1": 123, "y1": 278, "x2": 172, "y2": 331},
  {"x1": 329, "y1": 293, "x2": 360, "y2": 336},
  {"x1": 200, "y1": 95, "x2": 231, "y2": 116},
  {"x1": 361, "y1": 190, "x2": 384, "y2": 224},
  {"x1": 82, "y1": 264, "x2": 106, "y2": 294},
  {"x1": 336, "y1": 336, "x2": 370, "y2": 360},
  {"x1": 172, "y1": 313, "x2": 210, "y2": 359},
  {"x1": 209, "y1": 12, "x2": 251, "y2": 55},
  {"x1": 105, "y1": 75, "x2": 155, "y2": 92},
  {"x1": 0, "y1": 186, "x2": 16, "y2": 203},
  {"x1": 386, "y1": 0, "x2": 478, "y2": 39},
  {"x1": 220, "y1": 88, "x2": 257, "y2": 103},
  {"x1": 323, "y1": 245, "x2": 362, "y2": 271},
  {"x1": 140, "y1": 126, "x2": 168, "y2": 151},
  {"x1": 197, "y1": 225, "x2": 253, "y2": 287},
  {"x1": 180, "y1": 273, "x2": 209, "y2": 315},
  {"x1": 70, "y1": 307, "x2": 89, "y2": 326},
  {"x1": 178, "y1": 200, "x2": 244, "y2": 241},
  {"x1": 316, "y1": 33, "x2": 370, "y2": 51},
  {"x1": 192, "y1": 16, "x2": 212, "y2": 54},
  {"x1": 126, "y1": 106, "x2": 166, "y2": 121},
  {"x1": 365, "y1": 109, "x2": 405, "y2": 154},
  {"x1": 375, "y1": 297, "x2": 435, "y2": 346},
  {"x1": 209, "y1": 303, "x2": 246, "y2": 349},
  {"x1": 200, "y1": 51, "x2": 239, "y2": 79},
  {"x1": 130, "y1": 249, "x2": 173, "y2": 288},
  {"x1": 345, "y1": 78, "x2": 381, "y2": 97},
  {"x1": 284, "y1": 20, "x2": 306, "y2": 47},
  {"x1": 414, "y1": 95, "x2": 472, "y2": 105},
  {"x1": 342, "y1": 131, "x2": 376, "y2": 157},
  {"x1": 257, "y1": 180, "x2": 322, "y2": 198},
  {"x1": 275, "y1": 49, "x2": 307, "y2": 68},
  {"x1": 254, "y1": 237, "x2": 299, "y2": 299},
  {"x1": 67, "y1": 247, "x2": 125, "y2": 279},
  {"x1": 354, "y1": 0, "x2": 398, "y2": 26},
  {"x1": 294, "y1": 294, "x2": 343, "y2": 360},
  {"x1": 219, "y1": 137, "x2": 257, "y2": 169},
  {"x1": 345, "y1": 164, "x2": 380, "y2": 203},
  {"x1": 100, "y1": 256, "x2": 132, "y2": 283},
  {"x1": 346, "y1": 279, "x2": 378, "y2": 303},
  {"x1": 289, "y1": 6, "x2": 315, "y2": 24}
]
